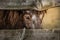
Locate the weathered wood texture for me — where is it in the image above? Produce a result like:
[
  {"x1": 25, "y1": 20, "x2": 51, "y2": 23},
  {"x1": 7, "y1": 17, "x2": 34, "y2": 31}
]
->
[{"x1": 0, "y1": 29, "x2": 59, "y2": 40}]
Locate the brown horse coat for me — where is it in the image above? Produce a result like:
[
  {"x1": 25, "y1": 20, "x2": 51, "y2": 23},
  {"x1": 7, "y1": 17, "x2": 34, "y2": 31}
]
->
[{"x1": 0, "y1": 10, "x2": 46, "y2": 29}]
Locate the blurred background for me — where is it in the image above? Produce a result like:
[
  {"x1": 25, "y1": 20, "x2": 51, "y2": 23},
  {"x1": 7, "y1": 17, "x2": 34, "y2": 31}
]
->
[{"x1": 42, "y1": 7, "x2": 60, "y2": 29}]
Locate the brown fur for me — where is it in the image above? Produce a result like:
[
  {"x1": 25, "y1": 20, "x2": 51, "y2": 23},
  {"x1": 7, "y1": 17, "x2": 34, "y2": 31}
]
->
[{"x1": 0, "y1": 10, "x2": 46, "y2": 29}]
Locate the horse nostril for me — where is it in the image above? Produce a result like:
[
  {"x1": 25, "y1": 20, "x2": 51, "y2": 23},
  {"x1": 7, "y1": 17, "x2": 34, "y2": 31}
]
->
[
  {"x1": 26, "y1": 16, "x2": 30, "y2": 19},
  {"x1": 33, "y1": 21, "x2": 35, "y2": 24},
  {"x1": 24, "y1": 14, "x2": 31, "y2": 20},
  {"x1": 25, "y1": 15, "x2": 31, "y2": 20}
]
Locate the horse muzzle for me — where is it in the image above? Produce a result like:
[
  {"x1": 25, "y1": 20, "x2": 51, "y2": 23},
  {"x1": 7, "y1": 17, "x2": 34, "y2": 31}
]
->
[{"x1": 23, "y1": 13, "x2": 43, "y2": 29}]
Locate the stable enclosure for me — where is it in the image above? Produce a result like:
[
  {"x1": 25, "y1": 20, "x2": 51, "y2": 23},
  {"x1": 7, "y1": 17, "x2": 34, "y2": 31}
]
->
[{"x1": 0, "y1": 0, "x2": 60, "y2": 40}]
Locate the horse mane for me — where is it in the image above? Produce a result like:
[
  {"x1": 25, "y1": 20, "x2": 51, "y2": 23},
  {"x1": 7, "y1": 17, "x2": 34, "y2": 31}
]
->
[{"x1": 0, "y1": 10, "x2": 24, "y2": 29}]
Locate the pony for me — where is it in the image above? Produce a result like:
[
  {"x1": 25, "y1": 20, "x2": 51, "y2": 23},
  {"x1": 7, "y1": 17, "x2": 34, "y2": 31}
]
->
[{"x1": 0, "y1": 10, "x2": 46, "y2": 29}]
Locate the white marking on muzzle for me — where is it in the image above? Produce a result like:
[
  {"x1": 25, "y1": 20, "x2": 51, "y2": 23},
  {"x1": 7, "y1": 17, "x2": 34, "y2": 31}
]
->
[
  {"x1": 32, "y1": 15, "x2": 37, "y2": 21},
  {"x1": 32, "y1": 15, "x2": 37, "y2": 29}
]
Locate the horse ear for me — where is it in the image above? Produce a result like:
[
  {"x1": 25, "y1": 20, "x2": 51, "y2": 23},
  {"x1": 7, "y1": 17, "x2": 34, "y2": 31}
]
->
[
  {"x1": 44, "y1": 10, "x2": 47, "y2": 13},
  {"x1": 38, "y1": 10, "x2": 47, "y2": 21}
]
